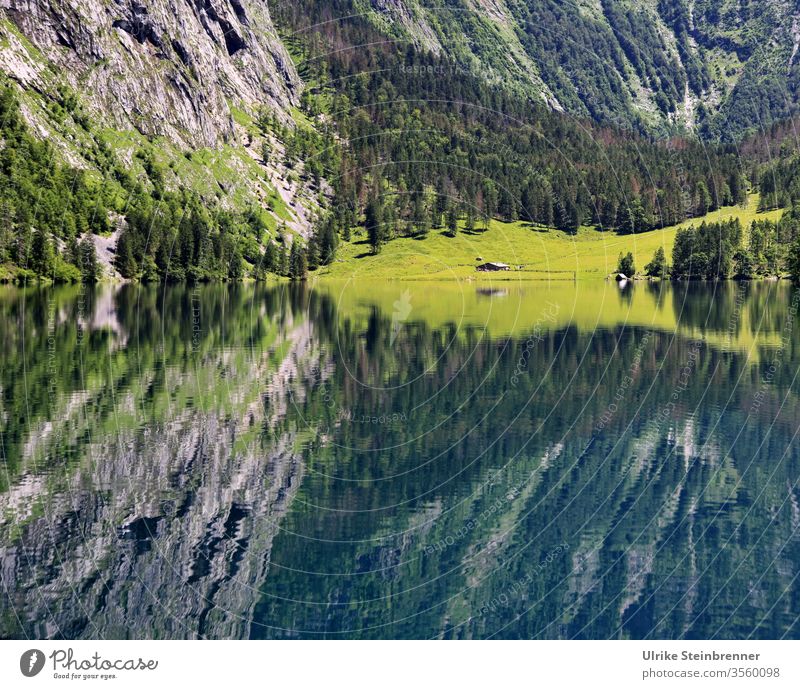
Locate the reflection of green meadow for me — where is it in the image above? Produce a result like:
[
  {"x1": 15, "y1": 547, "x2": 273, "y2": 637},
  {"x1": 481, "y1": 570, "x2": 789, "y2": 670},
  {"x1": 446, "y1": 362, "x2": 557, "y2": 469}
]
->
[
  {"x1": 317, "y1": 279, "x2": 790, "y2": 353},
  {"x1": 318, "y1": 195, "x2": 783, "y2": 281}
]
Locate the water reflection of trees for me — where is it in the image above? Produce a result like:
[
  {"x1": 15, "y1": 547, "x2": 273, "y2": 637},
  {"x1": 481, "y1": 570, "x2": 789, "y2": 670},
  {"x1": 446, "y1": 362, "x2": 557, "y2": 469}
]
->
[
  {"x1": 1, "y1": 283, "x2": 799, "y2": 639},
  {"x1": 669, "y1": 281, "x2": 799, "y2": 345},
  {"x1": 255, "y1": 283, "x2": 800, "y2": 639},
  {"x1": 0, "y1": 283, "x2": 332, "y2": 638}
]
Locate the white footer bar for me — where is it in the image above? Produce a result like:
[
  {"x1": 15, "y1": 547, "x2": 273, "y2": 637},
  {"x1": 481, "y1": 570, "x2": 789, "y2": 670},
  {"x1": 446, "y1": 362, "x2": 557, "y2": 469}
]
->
[{"x1": 1, "y1": 640, "x2": 797, "y2": 688}]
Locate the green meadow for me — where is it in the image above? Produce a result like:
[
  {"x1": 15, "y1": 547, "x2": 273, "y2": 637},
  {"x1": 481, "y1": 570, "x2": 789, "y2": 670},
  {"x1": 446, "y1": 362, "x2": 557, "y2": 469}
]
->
[{"x1": 317, "y1": 194, "x2": 784, "y2": 281}]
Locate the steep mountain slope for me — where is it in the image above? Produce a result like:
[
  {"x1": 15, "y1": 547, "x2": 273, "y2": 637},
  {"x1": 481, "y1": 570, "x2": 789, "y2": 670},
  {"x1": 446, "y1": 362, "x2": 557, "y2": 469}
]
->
[
  {"x1": 0, "y1": 0, "x2": 334, "y2": 281},
  {"x1": 0, "y1": 0, "x2": 300, "y2": 146},
  {"x1": 3, "y1": 1, "x2": 796, "y2": 162},
  {"x1": 351, "y1": 0, "x2": 800, "y2": 138}
]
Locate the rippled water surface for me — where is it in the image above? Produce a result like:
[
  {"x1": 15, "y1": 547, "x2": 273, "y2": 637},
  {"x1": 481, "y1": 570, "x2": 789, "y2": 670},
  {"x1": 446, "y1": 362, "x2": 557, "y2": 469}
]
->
[{"x1": 1, "y1": 280, "x2": 799, "y2": 639}]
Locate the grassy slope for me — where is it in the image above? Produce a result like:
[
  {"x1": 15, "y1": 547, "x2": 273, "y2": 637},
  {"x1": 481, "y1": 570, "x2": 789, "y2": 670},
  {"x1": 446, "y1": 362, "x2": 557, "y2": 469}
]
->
[
  {"x1": 100, "y1": 118, "x2": 292, "y2": 234},
  {"x1": 317, "y1": 194, "x2": 784, "y2": 281}
]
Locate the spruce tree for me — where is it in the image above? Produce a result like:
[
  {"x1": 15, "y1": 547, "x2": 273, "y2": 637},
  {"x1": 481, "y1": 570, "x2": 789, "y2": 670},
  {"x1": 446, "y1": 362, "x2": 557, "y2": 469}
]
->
[
  {"x1": 365, "y1": 197, "x2": 384, "y2": 254},
  {"x1": 617, "y1": 251, "x2": 635, "y2": 277},
  {"x1": 446, "y1": 205, "x2": 459, "y2": 237},
  {"x1": 30, "y1": 228, "x2": 54, "y2": 277},
  {"x1": 289, "y1": 241, "x2": 308, "y2": 280},
  {"x1": 644, "y1": 247, "x2": 668, "y2": 278},
  {"x1": 78, "y1": 235, "x2": 99, "y2": 282}
]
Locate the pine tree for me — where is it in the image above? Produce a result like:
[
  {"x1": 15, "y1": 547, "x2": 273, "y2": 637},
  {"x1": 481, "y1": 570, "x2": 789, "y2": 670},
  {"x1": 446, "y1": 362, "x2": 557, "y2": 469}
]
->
[
  {"x1": 365, "y1": 196, "x2": 384, "y2": 254},
  {"x1": 278, "y1": 244, "x2": 289, "y2": 277},
  {"x1": 482, "y1": 179, "x2": 498, "y2": 226},
  {"x1": 412, "y1": 190, "x2": 429, "y2": 237},
  {"x1": 263, "y1": 240, "x2": 277, "y2": 274},
  {"x1": 644, "y1": 246, "x2": 668, "y2": 278},
  {"x1": 734, "y1": 248, "x2": 755, "y2": 279},
  {"x1": 78, "y1": 235, "x2": 100, "y2": 282},
  {"x1": 465, "y1": 206, "x2": 476, "y2": 233},
  {"x1": 307, "y1": 229, "x2": 321, "y2": 271},
  {"x1": 228, "y1": 244, "x2": 244, "y2": 280},
  {"x1": 617, "y1": 251, "x2": 635, "y2": 277},
  {"x1": 115, "y1": 231, "x2": 139, "y2": 279},
  {"x1": 313, "y1": 217, "x2": 338, "y2": 266},
  {"x1": 446, "y1": 205, "x2": 459, "y2": 237},
  {"x1": 787, "y1": 236, "x2": 800, "y2": 283},
  {"x1": 30, "y1": 228, "x2": 54, "y2": 277},
  {"x1": 289, "y1": 241, "x2": 308, "y2": 280}
]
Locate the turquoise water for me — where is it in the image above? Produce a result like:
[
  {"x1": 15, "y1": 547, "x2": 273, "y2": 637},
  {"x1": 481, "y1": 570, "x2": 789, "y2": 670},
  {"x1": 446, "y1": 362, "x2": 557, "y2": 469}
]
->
[{"x1": 1, "y1": 280, "x2": 799, "y2": 639}]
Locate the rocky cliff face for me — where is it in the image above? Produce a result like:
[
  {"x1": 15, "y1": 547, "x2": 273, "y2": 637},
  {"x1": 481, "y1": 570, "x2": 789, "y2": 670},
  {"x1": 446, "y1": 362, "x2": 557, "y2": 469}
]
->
[{"x1": 0, "y1": 0, "x2": 301, "y2": 147}]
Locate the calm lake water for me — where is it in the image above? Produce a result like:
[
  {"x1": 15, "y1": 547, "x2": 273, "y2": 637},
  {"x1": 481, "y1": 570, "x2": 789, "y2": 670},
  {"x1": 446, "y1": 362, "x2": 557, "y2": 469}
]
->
[{"x1": 1, "y1": 279, "x2": 799, "y2": 639}]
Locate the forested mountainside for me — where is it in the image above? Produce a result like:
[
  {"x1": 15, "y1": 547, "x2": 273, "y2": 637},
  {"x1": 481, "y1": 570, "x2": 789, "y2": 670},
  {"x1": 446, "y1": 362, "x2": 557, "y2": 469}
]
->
[
  {"x1": 350, "y1": 0, "x2": 800, "y2": 139},
  {"x1": 2, "y1": 1, "x2": 800, "y2": 283}
]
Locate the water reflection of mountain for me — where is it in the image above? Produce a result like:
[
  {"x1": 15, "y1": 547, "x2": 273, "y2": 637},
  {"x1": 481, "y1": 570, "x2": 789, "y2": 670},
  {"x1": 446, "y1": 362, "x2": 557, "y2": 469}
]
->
[
  {"x1": 0, "y1": 285, "x2": 329, "y2": 638},
  {"x1": 1, "y1": 283, "x2": 799, "y2": 639},
  {"x1": 254, "y1": 283, "x2": 800, "y2": 639}
]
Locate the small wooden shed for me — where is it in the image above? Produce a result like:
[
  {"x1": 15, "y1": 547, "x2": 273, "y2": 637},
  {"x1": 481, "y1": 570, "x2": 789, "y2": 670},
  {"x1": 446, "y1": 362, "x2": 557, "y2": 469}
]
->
[{"x1": 477, "y1": 262, "x2": 511, "y2": 272}]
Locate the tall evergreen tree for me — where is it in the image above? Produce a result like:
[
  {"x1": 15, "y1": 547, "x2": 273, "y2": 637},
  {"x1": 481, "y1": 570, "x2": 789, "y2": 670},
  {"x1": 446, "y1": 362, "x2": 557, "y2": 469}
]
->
[
  {"x1": 78, "y1": 235, "x2": 100, "y2": 282},
  {"x1": 644, "y1": 246, "x2": 668, "y2": 278},
  {"x1": 446, "y1": 205, "x2": 459, "y2": 237},
  {"x1": 365, "y1": 196, "x2": 384, "y2": 254},
  {"x1": 30, "y1": 228, "x2": 54, "y2": 277},
  {"x1": 289, "y1": 241, "x2": 308, "y2": 280}
]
